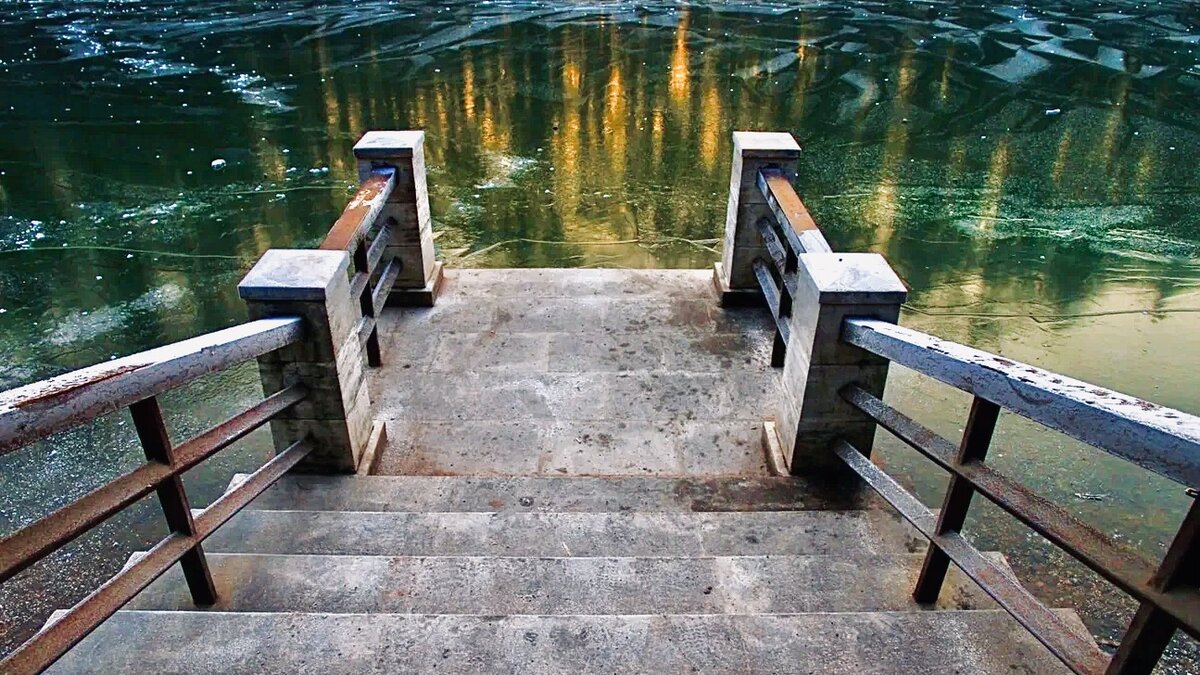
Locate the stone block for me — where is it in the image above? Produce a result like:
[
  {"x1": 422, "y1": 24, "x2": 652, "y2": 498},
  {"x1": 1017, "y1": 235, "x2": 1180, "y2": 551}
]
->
[
  {"x1": 269, "y1": 385, "x2": 372, "y2": 473},
  {"x1": 787, "y1": 303, "x2": 902, "y2": 367},
  {"x1": 385, "y1": 242, "x2": 437, "y2": 287},
  {"x1": 257, "y1": 334, "x2": 367, "y2": 420}
]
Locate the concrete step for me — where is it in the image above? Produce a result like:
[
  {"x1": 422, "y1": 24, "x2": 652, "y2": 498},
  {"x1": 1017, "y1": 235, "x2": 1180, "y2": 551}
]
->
[
  {"x1": 203, "y1": 509, "x2": 908, "y2": 557},
  {"x1": 47, "y1": 610, "x2": 1079, "y2": 674},
  {"x1": 240, "y1": 474, "x2": 869, "y2": 513},
  {"x1": 128, "y1": 553, "x2": 998, "y2": 614}
]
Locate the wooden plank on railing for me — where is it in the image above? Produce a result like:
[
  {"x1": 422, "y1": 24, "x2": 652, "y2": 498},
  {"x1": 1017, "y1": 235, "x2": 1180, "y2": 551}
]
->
[
  {"x1": 842, "y1": 318, "x2": 1200, "y2": 487},
  {"x1": 833, "y1": 440, "x2": 1110, "y2": 675},
  {"x1": 320, "y1": 168, "x2": 396, "y2": 253},
  {"x1": 756, "y1": 168, "x2": 832, "y2": 254},
  {"x1": 0, "y1": 318, "x2": 304, "y2": 454},
  {"x1": 0, "y1": 439, "x2": 313, "y2": 674}
]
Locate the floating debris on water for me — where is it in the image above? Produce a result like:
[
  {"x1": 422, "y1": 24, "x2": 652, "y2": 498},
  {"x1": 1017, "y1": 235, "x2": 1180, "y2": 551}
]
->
[{"x1": 1073, "y1": 493, "x2": 1110, "y2": 501}]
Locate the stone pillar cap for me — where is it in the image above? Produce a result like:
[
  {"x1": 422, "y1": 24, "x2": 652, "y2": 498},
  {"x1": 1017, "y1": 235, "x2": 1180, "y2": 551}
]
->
[
  {"x1": 353, "y1": 130, "x2": 425, "y2": 159},
  {"x1": 238, "y1": 249, "x2": 350, "y2": 302},
  {"x1": 733, "y1": 131, "x2": 801, "y2": 158},
  {"x1": 798, "y1": 252, "x2": 908, "y2": 305}
]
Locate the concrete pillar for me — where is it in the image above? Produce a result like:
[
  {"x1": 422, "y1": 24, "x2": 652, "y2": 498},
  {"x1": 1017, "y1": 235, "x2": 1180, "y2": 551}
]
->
[
  {"x1": 239, "y1": 250, "x2": 372, "y2": 473},
  {"x1": 776, "y1": 253, "x2": 907, "y2": 473},
  {"x1": 714, "y1": 131, "x2": 801, "y2": 307},
  {"x1": 353, "y1": 130, "x2": 443, "y2": 306}
]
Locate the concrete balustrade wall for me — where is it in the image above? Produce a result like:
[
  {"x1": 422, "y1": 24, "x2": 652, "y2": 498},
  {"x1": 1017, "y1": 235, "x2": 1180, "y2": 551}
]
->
[
  {"x1": 718, "y1": 130, "x2": 909, "y2": 473},
  {"x1": 714, "y1": 131, "x2": 801, "y2": 307},
  {"x1": 353, "y1": 130, "x2": 443, "y2": 307},
  {"x1": 775, "y1": 253, "x2": 907, "y2": 472},
  {"x1": 239, "y1": 249, "x2": 373, "y2": 473}
]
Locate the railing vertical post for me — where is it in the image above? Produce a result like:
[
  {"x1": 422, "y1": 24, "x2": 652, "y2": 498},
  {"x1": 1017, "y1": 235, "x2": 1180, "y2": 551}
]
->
[
  {"x1": 1106, "y1": 498, "x2": 1199, "y2": 674},
  {"x1": 714, "y1": 131, "x2": 801, "y2": 307},
  {"x1": 353, "y1": 130, "x2": 443, "y2": 307},
  {"x1": 912, "y1": 396, "x2": 1000, "y2": 604},
  {"x1": 776, "y1": 253, "x2": 907, "y2": 473},
  {"x1": 238, "y1": 249, "x2": 372, "y2": 473},
  {"x1": 128, "y1": 396, "x2": 217, "y2": 606}
]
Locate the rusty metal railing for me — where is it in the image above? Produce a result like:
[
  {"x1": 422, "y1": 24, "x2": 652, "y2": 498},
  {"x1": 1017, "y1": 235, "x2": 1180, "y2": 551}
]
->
[
  {"x1": 0, "y1": 318, "x2": 313, "y2": 673},
  {"x1": 320, "y1": 167, "x2": 400, "y2": 367},
  {"x1": 750, "y1": 167, "x2": 832, "y2": 367},
  {"x1": 837, "y1": 318, "x2": 1200, "y2": 675}
]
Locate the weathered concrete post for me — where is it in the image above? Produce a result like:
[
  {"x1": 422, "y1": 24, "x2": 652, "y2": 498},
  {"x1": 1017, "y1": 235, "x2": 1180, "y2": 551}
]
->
[
  {"x1": 353, "y1": 130, "x2": 443, "y2": 306},
  {"x1": 714, "y1": 131, "x2": 801, "y2": 307},
  {"x1": 239, "y1": 249, "x2": 371, "y2": 473},
  {"x1": 777, "y1": 253, "x2": 907, "y2": 473}
]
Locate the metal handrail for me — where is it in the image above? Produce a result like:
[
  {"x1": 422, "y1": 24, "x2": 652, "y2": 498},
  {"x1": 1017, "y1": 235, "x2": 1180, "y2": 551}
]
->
[
  {"x1": 836, "y1": 318, "x2": 1200, "y2": 675},
  {"x1": 320, "y1": 166, "x2": 399, "y2": 367},
  {"x1": 0, "y1": 317, "x2": 303, "y2": 453},
  {"x1": 0, "y1": 320, "x2": 312, "y2": 673}
]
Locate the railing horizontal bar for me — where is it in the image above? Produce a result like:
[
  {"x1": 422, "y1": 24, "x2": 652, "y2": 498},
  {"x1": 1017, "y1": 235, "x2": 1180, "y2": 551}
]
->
[
  {"x1": 0, "y1": 438, "x2": 313, "y2": 674},
  {"x1": 365, "y1": 220, "x2": 393, "y2": 276},
  {"x1": 0, "y1": 385, "x2": 305, "y2": 585},
  {"x1": 0, "y1": 318, "x2": 304, "y2": 454},
  {"x1": 833, "y1": 440, "x2": 1110, "y2": 675},
  {"x1": 349, "y1": 271, "x2": 370, "y2": 302},
  {"x1": 842, "y1": 318, "x2": 1200, "y2": 487},
  {"x1": 371, "y1": 258, "x2": 402, "y2": 316},
  {"x1": 357, "y1": 315, "x2": 378, "y2": 348},
  {"x1": 842, "y1": 385, "x2": 1200, "y2": 637},
  {"x1": 319, "y1": 167, "x2": 396, "y2": 253},
  {"x1": 753, "y1": 218, "x2": 799, "y2": 298},
  {"x1": 756, "y1": 168, "x2": 832, "y2": 254},
  {"x1": 752, "y1": 258, "x2": 790, "y2": 344}
]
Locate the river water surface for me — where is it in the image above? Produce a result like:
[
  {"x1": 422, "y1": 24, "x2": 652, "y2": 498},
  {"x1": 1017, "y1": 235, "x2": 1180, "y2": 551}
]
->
[{"x1": 1, "y1": 0, "x2": 1199, "y2": 669}]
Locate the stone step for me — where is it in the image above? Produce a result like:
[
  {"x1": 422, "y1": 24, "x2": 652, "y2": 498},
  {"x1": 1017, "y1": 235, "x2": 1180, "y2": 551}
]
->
[
  {"x1": 239, "y1": 474, "x2": 870, "y2": 513},
  {"x1": 128, "y1": 553, "x2": 998, "y2": 615},
  {"x1": 47, "y1": 610, "x2": 1080, "y2": 674},
  {"x1": 203, "y1": 509, "x2": 908, "y2": 557}
]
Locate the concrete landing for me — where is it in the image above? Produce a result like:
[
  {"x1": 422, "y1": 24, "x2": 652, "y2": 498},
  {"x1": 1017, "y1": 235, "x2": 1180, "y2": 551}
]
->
[{"x1": 371, "y1": 269, "x2": 778, "y2": 476}]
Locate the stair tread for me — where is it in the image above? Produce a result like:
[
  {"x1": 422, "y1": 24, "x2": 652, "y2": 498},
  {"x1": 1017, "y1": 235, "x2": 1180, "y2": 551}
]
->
[
  {"x1": 127, "y1": 552, "x2": 1001, "y2": 614},
  {"x1": 46, "y1": 610, "x2": 1080, "y2": 674},
  {"x1": 241, "y1": 473, "x2": 868, "y2": 513},
  {"x1": 205, "y1": 509, "x2": 914, "y2": 557}
]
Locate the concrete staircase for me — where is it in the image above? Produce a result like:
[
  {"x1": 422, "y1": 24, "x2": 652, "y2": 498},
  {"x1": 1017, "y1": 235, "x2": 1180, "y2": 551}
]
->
[{"x1": 46, "y1": 474, "x2": 1080, "y2": 673}]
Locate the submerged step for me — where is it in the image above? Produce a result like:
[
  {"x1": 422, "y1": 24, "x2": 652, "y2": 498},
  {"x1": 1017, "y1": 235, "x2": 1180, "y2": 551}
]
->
[
  {"x1": 47, "y1": 610, "x2": 1080, "y2": 674},
  {"x1": 241, "y1": 474, "x2": 868, "y2": 513},
  {"x1": 128, "y1": 553, "x2": 997, "y2": 614},
  {"x1": 203, "y1": 510, "x2": 896, "y2": 557}
]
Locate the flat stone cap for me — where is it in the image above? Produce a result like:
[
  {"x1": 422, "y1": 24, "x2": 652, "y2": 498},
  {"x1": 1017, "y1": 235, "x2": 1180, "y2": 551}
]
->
[
  {"x1": 239, "y1": 249, "x2": 350, "y2": 302},
  {"x1": 354, "y1": 130, "x2": 425, "y2": 159},
  {"x1": 798, "y1": 252, "x2": 908, "y2": 305},
  {"x1": 733, "y1": 131, "x2": 801, "y2": 158}
]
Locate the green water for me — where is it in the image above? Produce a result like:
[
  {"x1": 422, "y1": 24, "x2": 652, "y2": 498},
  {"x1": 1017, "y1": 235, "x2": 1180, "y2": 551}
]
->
[{"x1": 1, "y1": 0, "x2": 1199, "y2": 667}]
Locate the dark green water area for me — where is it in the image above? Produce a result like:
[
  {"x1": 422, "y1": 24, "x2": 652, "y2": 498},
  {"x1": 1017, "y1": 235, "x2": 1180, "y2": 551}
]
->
[{"x1": 0, "y1": 1, "x2": 1198, "y2": 668}]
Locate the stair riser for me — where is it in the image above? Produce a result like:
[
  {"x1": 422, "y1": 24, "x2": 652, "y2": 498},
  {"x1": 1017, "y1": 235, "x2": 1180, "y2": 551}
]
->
[
  {"x1": 205, "y1": 511, "x2": 887, "y2": 557},
  {"x1": 242, "y1": 475, "x2": 867, "y2": 513},
  {"x1": 128, "y1": 554, "x2": 995, "y2": 614},
  {"x1": 45, "y1": 611, "x2": 1077, "y2": 674}
]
